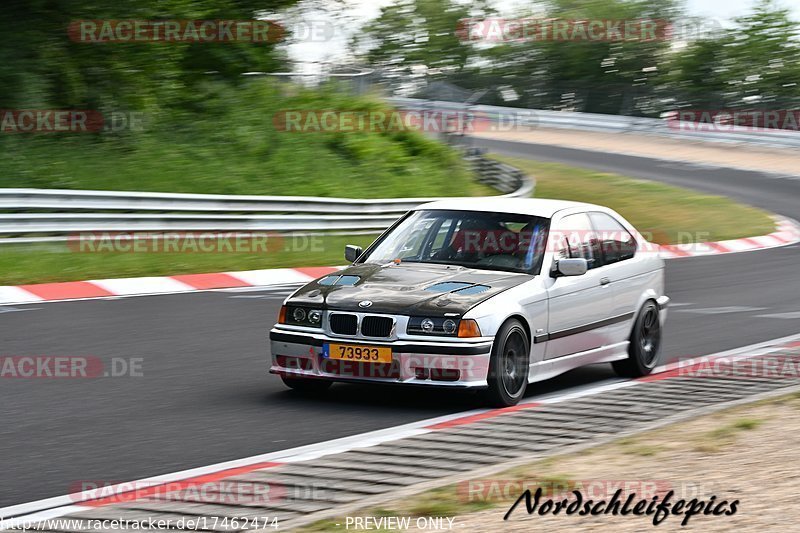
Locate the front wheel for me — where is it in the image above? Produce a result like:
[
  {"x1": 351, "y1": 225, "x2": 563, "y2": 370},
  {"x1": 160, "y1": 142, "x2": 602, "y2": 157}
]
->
[
  {"x1": 484, "y1": 319, "x2": 530, "y2": 407},
  {"x1": 281, "y1": 376, "x2": 332, "y2": 394},
  {"x1": 612, "y1": 301, "x2": 662, "y2": 378}
]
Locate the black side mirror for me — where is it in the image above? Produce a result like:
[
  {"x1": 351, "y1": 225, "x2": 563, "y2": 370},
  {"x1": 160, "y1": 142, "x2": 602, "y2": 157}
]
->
[{"x1": 345, "y1": 245, "x2": 363, "y2": 263}]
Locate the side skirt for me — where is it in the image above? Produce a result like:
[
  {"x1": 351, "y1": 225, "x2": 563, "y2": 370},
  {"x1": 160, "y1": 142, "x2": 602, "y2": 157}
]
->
[{"x1": 527, "y1": 341, "x2": 629, "y2": 383}]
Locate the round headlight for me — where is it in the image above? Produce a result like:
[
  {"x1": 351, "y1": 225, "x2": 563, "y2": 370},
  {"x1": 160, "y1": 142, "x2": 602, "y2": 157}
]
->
[
  {"x1": 308, "y1": 310, "x2": 322, "y2": 324},
  {"x1": 443, "y1": 319, "x2": 457, "y2": 334},
  {"x1": 292, "y1": 308, "x2": 307, "y2": 322},
  {"x1": 421, "y1": 318, "x2": 435, "y2": 333}
]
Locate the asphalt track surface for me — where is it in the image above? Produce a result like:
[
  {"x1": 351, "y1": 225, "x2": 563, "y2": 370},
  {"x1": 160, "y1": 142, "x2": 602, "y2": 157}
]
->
[{"x1": 1, "y1": 138, "x2": 799, "y2": 508}]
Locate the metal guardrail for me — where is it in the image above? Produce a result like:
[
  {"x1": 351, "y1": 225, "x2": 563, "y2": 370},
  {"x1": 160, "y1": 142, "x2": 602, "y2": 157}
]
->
[
  {"x1": 0, "y1": 153, "x2": 533, "y2": 242},
  {"x1": 389, "y1": 97, "x2": 800, "y2": 149},
  {"x1": 0, "y1": 213, "x2": 403, "y2": 234},
  {"x1": 0, "y1": 189, "x2": 441, "y2": 215}
]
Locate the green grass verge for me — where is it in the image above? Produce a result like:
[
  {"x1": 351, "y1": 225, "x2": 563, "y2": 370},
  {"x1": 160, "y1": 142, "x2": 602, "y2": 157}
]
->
[
  {"x1": 494, "y1": 155, "x2": 775, "y2": 244},
  {"x1": 0, "y1": 81, "x2": 476, "y2": 198},
  {"x1": 0, "y1": 234, "x2": 379, "y2": 286}
]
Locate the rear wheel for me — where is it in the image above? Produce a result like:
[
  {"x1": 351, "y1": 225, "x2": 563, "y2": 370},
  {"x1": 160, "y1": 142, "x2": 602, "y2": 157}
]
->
[
  {"x1": 484, "y1": 319, "x2": 530, "y2": 407},
  {"x1": 281, "y1": 376, "x2": 332, "y2": 394},
  {"x1": 612, "y1": 301, "x2": 661, "y2": 378}
]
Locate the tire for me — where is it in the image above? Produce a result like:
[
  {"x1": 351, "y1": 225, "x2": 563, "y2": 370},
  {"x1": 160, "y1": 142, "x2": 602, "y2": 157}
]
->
[
  {"x1": 612, "y1": 301, "x2": 662, "y2": 378},
  {"x1": 484, "y1": 319, "x2": 530, "y2": 407},
  {"x1": 281, "y1": 376, "x2": 332, "y2": 394}
]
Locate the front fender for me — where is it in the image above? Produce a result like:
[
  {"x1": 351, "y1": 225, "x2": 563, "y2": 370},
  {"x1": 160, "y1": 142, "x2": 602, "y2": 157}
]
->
[{"x1": 463, "y1": 279, "x2": 548, "y2": 369}]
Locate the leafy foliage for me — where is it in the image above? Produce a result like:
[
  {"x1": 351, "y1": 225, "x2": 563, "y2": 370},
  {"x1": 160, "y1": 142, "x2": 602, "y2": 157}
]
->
[
  {"x1": 354, "y1": 0, "x2": 800, "y2": 117},
  {"x1": 0, "y1": 80, "x2": 474, "y2": 198},
  {"x1": 0, "y1": 0, "x2": 295, "y2": 113},
  {"x1": 668, "y1": 0, "x2": 800, "y2": 109}
]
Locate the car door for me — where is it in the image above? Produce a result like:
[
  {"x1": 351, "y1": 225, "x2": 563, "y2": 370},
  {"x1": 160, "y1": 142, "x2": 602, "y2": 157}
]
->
[
  {"x1": 588, "y1": 211, "x2": 644, "y2": 343},
  {"x1": 543, "y1": 212, "x2": 618, "y2": 359}
]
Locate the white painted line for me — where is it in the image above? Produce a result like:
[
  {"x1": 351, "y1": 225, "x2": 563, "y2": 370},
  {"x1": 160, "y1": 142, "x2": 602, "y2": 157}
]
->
[
  {"x1": 4, "y1": 332, "x2": 800, "y2": 526},
  {"x1": 675, "y1": 306, "x2": 767, "y2": 315},
  {"x1": 0, "y1": 505, "x2": 93, "y2": 530},
  {"x1": 652, "y1": 332, "x2": 800, "y2": 374},
  {"x1": 536, "y1": 378, "x2": 638, "y2": 404},
  {"x1": 0, "y1": 306, "x2": 42, "y2": 314},
  {"x1": 756, "y1": 312, "x2": 800, "y2": 320}
]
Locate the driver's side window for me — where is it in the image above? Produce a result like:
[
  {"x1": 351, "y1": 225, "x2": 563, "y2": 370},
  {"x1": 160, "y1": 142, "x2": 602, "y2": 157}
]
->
[{"x1": 554, "y1": 213, "x2": 598, "y2": 270}]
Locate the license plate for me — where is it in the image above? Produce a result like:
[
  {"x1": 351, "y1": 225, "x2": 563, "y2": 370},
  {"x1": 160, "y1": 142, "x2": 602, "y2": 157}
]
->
[{"x1": 326, "y1": 343, "x2": 393, "y2": 363}]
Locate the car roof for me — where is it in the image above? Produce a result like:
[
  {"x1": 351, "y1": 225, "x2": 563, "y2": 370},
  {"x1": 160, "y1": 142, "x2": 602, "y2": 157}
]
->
[{"x1": 415, "y1": 197, "x2": 598, "y2": 218}]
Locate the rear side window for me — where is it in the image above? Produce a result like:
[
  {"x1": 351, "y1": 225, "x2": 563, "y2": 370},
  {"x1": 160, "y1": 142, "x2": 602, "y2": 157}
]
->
[{"x1": 589, "y1": 212, "x2": 637, "y2": 266}]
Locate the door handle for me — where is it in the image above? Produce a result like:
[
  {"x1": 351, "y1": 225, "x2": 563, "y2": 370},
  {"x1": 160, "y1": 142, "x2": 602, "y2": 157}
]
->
[{"x1": 600, "y1": 277, "x2": 611, "y2": 286}]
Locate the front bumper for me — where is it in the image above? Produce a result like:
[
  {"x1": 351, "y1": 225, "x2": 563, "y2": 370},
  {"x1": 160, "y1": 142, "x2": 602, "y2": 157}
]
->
[{"x1": 269, "y1": 328, "x2": 493, "y2": 388}]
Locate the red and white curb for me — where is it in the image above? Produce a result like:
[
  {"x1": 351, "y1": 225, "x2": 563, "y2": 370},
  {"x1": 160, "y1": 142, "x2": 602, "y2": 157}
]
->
[
  {"x1": 0, "y1": 266, "x2": 343, "y2": 306},
  {"x1": 3, "y1": 332, "x2": 799, "y2": 527},
  {"x1": 658, "y1": 216, "x2": 800, "y2": 259},
  {"x1": 0, "y1": 217, "x2": 798, "y2": 307}
]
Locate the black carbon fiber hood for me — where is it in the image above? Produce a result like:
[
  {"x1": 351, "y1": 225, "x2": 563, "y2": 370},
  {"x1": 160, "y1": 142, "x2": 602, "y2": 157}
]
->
[{"x1": 288, "y1": 262, "x2": 533, "y2": 316}]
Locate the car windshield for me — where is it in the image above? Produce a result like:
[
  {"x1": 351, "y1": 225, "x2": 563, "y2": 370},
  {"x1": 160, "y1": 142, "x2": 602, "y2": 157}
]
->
[{"x1": 362, "y1": 209, "x2": 550, "y2": 274}]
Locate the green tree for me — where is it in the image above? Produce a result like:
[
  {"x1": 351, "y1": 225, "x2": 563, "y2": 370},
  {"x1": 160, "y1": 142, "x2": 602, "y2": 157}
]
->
[
  {"x1": 479, "y1": 0, "x2": 682, "y2": 114},
  {"x1": 354, "y1": 0, "x2": 683, "y2": 114},
  {"x1": 667, "y1": 35, "x2": 734, "y2": 108},
  {"x1": 0, "y1": 0, "x2": 297, "y2": 112},
  {"x1": 723, "y1": 0, "x2": 799, "y2": 106},
  {"x1": 352, "y1": 0, "x2": 483, "y2": 81},
  {"x1": 667, "y1": 0, "x2": 800, "y2": 109}
]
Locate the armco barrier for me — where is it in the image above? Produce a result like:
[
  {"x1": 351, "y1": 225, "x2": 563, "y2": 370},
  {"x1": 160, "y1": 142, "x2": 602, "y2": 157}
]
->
[
  {"x1": 388, "y1": 97, "x2": 800, "y2": 149},
  {"x1": 0, "y1": 152, "x2": 533, "y2": 242}
]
